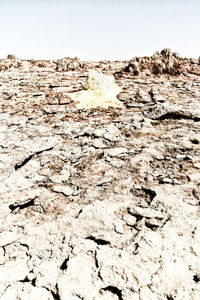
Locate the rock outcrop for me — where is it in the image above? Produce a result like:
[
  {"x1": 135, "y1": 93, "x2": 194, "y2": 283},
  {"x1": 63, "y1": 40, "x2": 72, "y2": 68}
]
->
[
  {"x1": 0, "y1": 49, "x2": 200, "y2": 300},
  {"x1": 55, "y1": 56, "x2": 87, "y2": 72},
  {"x1": 116, "y1": 48, "x2": 200, "y2": 77}
]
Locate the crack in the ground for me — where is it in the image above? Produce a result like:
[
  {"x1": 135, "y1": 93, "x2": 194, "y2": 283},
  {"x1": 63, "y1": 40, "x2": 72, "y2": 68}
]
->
[
  {"x1": 14, "y1": 146, "x2": 54, "y2": 170},
  {"x1": 94, "y1": 250, "x2": 99, "y2": 268},
  {"x1": 51, "y1": 284, "x2": 61, "y2": 300},
  {"x1": 15, "y1": 153, "x2": 34, "y2": 170},
  {"x1": 60, "y1": 257, "x2": 69, "y2": 271},
  {"x1": 0, "y1": 284, "x2": 11, "y2": 298},
  {"x1": 85, "y1": 236, "x2": 110, "y2": 245},
  {"x1": 157, "y1": 111, "x2": 200, "y2": 121},
  {"x1": 100, "y1": 286, "x2": 123, "y2": 300},
  {"x1": 75, "y1": 208, "x2": 83, "y2": 219},
  {"x1": 9, "y1": 197, "x2": 37, "y2": 212}
]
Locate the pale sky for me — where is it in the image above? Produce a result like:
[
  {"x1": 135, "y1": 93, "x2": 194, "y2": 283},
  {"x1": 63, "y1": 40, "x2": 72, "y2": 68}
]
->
[{"x1": 0, "y1": 0, "x2": 199, "y2": 61}]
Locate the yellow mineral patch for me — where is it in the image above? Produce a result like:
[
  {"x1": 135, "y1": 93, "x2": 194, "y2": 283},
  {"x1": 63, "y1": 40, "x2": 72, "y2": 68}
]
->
[{"x1": 69, "y1": 70, "x2": 124, "y2": 109}]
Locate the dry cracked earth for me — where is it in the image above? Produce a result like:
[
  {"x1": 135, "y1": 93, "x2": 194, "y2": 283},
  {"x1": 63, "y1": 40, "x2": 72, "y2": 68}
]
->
[{"x1": 0, "y1": 50, "x2": 200, "y2": 300}]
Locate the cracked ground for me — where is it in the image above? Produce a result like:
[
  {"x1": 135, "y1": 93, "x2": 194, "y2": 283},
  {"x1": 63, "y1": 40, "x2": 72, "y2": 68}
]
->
[{"x1": 0, "y1": 55, "x2": 200, "y2": 300}]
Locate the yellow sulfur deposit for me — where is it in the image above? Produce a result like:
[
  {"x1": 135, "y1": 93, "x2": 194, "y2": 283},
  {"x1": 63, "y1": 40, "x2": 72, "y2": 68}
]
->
[{"x1": 69, "y1": 70, "x2": 124, "y2": 109}]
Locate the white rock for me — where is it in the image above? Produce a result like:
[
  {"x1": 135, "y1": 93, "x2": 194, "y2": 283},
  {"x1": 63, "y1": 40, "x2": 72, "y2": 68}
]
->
[
  {"x1": 53, "y1": 185, "x2": 73, "y2": 196},
  {"x1": 0, "y1": 232, "x2": 22, "y2": 247},
  {"x1": 106, "y1": 147, "x2": 128, "y2": 157},
  {"x1": 140, "y1": 286, "x2": 157, "y2": 300},
  {"x1": 188, "y1": 172, "x2": 200, "y2": 182},
  {"x1": 0, "y1": 248, "x2": 5, "y2": 265},
  {"x1": 128, "y1": 206, "x2": 164, "y2": 219},
  {"x1": 122, "y1": 214, "x2": 137, "y2": 226},
  {"x1": 136, "y1": 89, "x2": 151, "y2": 103},
  {"x1": 34, "y1": 261, "x2": 60, "y2": 291},
  {"x1": 50, "y1": 173, "x2": 69, "y2": 183},
  {"x1": 114, "y1": 221, "x2": 124, "y2": 234},
  {"x1": 57, "y1": 253, "x2": 96, "y2": 300},
  {"x1": 0, "y1": 282, "x2": 54, "y2": 300},
  {"x1": 0, "y1": 259, "x2": 29, "y2": 283}
]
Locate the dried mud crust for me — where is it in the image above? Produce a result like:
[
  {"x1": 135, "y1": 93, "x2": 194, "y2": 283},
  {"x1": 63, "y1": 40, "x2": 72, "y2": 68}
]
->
[{"x1": 0, "y1": 51, "x2": 200, "y2": 300}]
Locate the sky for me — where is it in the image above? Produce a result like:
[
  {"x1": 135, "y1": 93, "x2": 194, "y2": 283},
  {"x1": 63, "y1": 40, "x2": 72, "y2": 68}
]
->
[{"x1": 0, "y1": 0, "x2": 199, "y2": 61}]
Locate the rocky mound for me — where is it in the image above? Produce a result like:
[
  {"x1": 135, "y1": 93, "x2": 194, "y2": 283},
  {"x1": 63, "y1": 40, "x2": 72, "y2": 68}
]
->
[
  {"x1": 116, "y1": 48, "x2": 200, "y2": 77},
  {"x1": 0, "y1": 54, "x2": 56, "y2": 72},
  {"x1": 0, "y1": 54, "x2": 22, "y2": 71},
  {"x1": 55, "y1": 56, "x2": 87, "y2": 72},
  {"x1": 0, "y1": 51, "x2": 200, "y2": 300}
]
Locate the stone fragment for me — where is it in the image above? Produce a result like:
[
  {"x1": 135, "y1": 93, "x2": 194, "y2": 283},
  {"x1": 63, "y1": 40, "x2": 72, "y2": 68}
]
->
[
  {"x1": 188, "y1": 172, "x2": 200, "y2": 183},
  {"x1": 0, "y1": 283, "x2": 54, "y2": 300},
  {"x1": 34, "y1": 261, "x2": 60, "y2": 291},
  {"x1": 126, "y1": 61, "x2": 140, "y2": 75},
  {"x1": 57, "y1": 254, "x2": 96, "y2": 300},
  {"x1": 52, "y1": 185, "x2": 73, "y2": 196},
  {"x1": 128, "y1": 206, "x2": 164, "y2": 219},
  {"x1": 0, "y1": 259, "x2": 29, "y2": 283},
  {"x1": 0, "y1": 248, "x2": 5, "y2": 265},
  {"x1": 149, "y1": 87, "x2": 166, "y2": 102},
  {"x1": 50, "y1": 173, "x2": 70, "y2": 183},
  {"x1": 160, "y1": 177, "x2": 173, "y2": 184},
  {"x1": 92, "y1": 138, "x2": 105, "y2": 148},
  {"x1": 106, "y1": 147, "x2": 128, "y2": 157},
  {"x1": 122, "y1": 214, "x2": 137, "y2": 226},
  {"x1": 139, "y1": 286, "x2": 158, "y2": 300},
  {"x1": 114, "y1": 221, "x2": 124, "y2": 234},
  {"x1": 7, "y1": 54, "x2": 16, "y2": 60},
  {"x1": 0, "y1": 232, "x2": 22, "y2": 247},
  {"x1": 135, "y1": 89, "x2": 151, "y2": 103}
]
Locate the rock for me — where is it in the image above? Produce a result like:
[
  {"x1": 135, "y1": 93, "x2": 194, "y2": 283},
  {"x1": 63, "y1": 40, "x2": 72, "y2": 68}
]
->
[
  {"x1": 55, "y1": 56, "x2": 86, "y2": 72},
  {"x1": 57, "y1": 253, "x2": 96, "y2": 300},
  {"x1": 103, "y1": 124, "x2": 121, "y2": 142},
  {"x1": 135, "y1": 89, "x2": 151, "y2": 103},
  {"x1": 126, "y1": 61, "x2": 140, "y2": 75},
  {"x1": 0, "y1": 232, "x2": 22, "y2": 247},
  {"x1": 7, "y1": 54, "x2": 16, "y2": 60},
  {"x1": 139, "y1": 286, "x2": 158, "y2": 300},
  {"x1": 50, "y1": 172, "x2": 70, "y2": 183},
  {"x1": 161, "y1": 177, "x2": 173, "y2": 184},
  {"x1": 0, "y1": 248, "x2": 5, "y2": 265},
  {"x1": 114, "y1": 220, "x2": 124, "y2": 234},
  {"x1": 52, "y1": 185, "x2": 73, "y2": 196},
  {"x1": 34, "y1": 261, "x2": 60, "y2": 291},
  {"x1": 128, "y1": 206, "x2": 164, "y2": 219},
  {"x1": 188, "y1": 172, "x2": 200, "y2": 183},
  {"x1": 122, "y1": 214, "x2": 137, "y2": 226},
  {"x1": 120, "y1": 48, "x2": 200, "y2": 77},
  {"x1": 146, "y1": 103, "x2": 200, "y2": 121},
  {"x1": 105, "y1": 147, "x2": 128, "y2": 157},
  {"x1": 0, "y1": 283, "x2": 54, "y2": 300},
  {"x1": 149, "y1": 87, "x2": 166, "y2": 102},
  {"x1": 0, "y1": 259, "x2": 29, "y2": 283}
]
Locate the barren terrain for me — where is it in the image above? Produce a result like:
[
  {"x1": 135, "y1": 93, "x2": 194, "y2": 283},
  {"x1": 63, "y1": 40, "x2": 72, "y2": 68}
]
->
[{"x1": 0, "y1": 49, "x2": 200, "y2": 299}]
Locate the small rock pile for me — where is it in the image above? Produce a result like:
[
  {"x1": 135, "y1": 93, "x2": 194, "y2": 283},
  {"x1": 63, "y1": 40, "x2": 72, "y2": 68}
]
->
[
  {"x1": 0, "y1": 54, "x2": 22, "y2": 71},
  {"x1": 55, "y1": 56, "x2": 87, "y2": 72}
]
